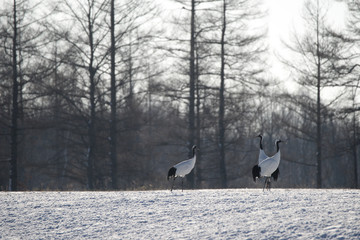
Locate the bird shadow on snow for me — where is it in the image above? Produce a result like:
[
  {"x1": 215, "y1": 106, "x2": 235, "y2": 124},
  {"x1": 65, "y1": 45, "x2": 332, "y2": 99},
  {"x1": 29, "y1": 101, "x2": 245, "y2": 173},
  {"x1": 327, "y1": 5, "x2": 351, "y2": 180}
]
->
[
  {"x1": 168, "y1": 190, "x2": 187, "y2": 197},
  {"x1": 169, "y1": 193, "x2": 185, "y2": 198}
]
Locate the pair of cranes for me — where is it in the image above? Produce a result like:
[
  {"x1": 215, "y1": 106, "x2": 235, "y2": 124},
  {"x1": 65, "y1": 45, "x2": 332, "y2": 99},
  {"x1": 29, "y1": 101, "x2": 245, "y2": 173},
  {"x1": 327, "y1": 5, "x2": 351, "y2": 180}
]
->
[
  {"x1": 167, "y1": 135, "x2": 283, "y2": 191},
  {"x1": 252, "y1": 135, "x2": 282, "y2": 190}
]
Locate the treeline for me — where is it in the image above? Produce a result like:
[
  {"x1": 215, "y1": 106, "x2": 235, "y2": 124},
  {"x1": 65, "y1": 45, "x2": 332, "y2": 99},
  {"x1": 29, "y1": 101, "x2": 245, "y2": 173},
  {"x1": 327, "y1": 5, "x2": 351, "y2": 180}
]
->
[{"x1": 0, "y1": 0, "x2": 358, "y2": 191}]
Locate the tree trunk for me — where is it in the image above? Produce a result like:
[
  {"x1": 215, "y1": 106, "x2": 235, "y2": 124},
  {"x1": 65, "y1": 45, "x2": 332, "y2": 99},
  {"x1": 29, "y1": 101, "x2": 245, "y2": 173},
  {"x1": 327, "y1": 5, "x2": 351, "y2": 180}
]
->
[
  {"x1": 10, "y1": 0, "x2": 18, "y2": 191},
  {"x1": 316, "y1": 2, "x2": 322, "y2": 188},
  {"x1": 110, "y1": 0, "x2": 118, "y2": 189},
  {"x1": 195, "y1": 44, "x2": 202, "y2": 188},
  {"x1": 54, "y1": 47, "x2": 62, "y2": 187},
  {"x1": 353, "y1": 108, "x2": 358, "y2": 188},
  {"x1": 186, "y1": 0, "x2": 196, "y2": 189},
  {"x1": 87, "y1": 70, "x2": 96, "y2": 190},
  {"x1": 87, "y1": 6, "x2": 96, "y2": 190},
  {"x1": 218, "y1": 0, "x2": 227, "y2": 188}
]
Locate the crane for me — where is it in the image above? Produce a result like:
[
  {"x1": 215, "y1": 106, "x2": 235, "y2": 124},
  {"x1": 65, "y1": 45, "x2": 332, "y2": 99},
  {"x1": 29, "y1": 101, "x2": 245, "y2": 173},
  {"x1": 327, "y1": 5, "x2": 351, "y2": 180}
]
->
[
  {"x1": 252, "y1": 139, "x2": 282, "y2": 190},
  {"x1": 167, "y1": 145, "x2": 198, "y2": 191}
]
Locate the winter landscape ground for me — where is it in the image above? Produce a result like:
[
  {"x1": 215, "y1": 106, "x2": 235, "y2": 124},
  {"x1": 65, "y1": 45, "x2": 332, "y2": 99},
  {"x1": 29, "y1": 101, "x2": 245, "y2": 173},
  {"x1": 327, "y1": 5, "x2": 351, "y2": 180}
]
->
[{"x1": 1, "y1": 189, "x2": 359, "y2": 239}]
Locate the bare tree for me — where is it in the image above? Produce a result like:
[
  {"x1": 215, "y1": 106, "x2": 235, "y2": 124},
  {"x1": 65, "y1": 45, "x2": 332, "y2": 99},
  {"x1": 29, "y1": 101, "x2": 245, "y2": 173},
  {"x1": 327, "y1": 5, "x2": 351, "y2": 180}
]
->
[
  {"x1": 162, "y1": 0, "x2": 200, "y2": 189},
  {"x1": 109, "y1": 0, "x2": 117, "y2": 189},
  {"x1": 344, "y1": 0, "x2": 360, "y2": 188},
  {"x1": 200, "y1": 0, "x2": 265, "y2": 188},
  {"x1": 282, "y1": 0, "x2": 347, "y2": 188},
  {"x1": 9, "y1": 0, "x2": 19, "y2": 191},
  {"x1": 0, "y1": 0, "x2": 51, "y2": 190},
  {"x1": 47, "y1": 0, "x2": 110, "y2": 189},
  {"x1": 187, "y1": 0, "x2": 196, "y2": 189},
  {"x1": 218, "y1": 0, "x2": 227, "y2": 188}
]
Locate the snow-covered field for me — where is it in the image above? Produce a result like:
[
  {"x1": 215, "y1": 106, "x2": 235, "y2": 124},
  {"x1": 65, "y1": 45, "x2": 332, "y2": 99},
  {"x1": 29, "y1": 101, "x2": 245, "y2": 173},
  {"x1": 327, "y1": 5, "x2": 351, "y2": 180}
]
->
[{"x1": 1, "y1": 189, "x2": 359, "y2": 239}]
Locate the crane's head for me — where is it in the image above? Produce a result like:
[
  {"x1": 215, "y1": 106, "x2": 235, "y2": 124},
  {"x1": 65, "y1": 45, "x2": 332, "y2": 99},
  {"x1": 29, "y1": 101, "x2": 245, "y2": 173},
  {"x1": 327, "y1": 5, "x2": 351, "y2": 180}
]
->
[
  {"x1": 275, "y1": 139, "x2": 283, "y2": 152},
  {"x1": 257, "y1": 135, "x2": 264, "y2": 149},
  {"x1": 192, "y1": 145, "x2": 198, "y2": 156}
]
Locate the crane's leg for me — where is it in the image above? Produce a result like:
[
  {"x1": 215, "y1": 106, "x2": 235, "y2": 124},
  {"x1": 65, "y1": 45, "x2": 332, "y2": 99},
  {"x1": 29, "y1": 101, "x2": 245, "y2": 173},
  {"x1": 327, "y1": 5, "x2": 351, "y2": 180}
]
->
[
  {"x1": 263, "y1": 178, "x2": 268, "y2": 191},
  {"x1": 268, "y1": 179, "x2": 271, "y2": 190},
  {"x1": 181, "y1": 179, "x2": 184, "y2": 192},
  {"x1": 263, "y1": 178, "x2": 271, "y2": 191},
  {"x1": 171, "y1": 178, "x2": 175, "y2": 192}
]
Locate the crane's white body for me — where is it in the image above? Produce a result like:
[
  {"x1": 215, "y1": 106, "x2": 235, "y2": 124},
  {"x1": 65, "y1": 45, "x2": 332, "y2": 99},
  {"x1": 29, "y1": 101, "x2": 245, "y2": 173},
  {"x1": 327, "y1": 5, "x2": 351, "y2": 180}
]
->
[
  {"x1": 259, "y1": 150, "x2": 280, "y2": 177},
  {"x1": 259, "y1": 149, "x2": 268, "y2": 164},
  {"x1": 173, "y1": 155, "x2": 196, "y2": 178}
]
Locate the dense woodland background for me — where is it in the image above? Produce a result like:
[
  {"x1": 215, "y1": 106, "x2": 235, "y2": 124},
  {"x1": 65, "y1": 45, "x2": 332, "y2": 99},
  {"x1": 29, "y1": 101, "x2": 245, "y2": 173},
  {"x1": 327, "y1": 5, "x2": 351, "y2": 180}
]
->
[{"x1": 0, "y1": 0, "x2": 359, "y2": 191}]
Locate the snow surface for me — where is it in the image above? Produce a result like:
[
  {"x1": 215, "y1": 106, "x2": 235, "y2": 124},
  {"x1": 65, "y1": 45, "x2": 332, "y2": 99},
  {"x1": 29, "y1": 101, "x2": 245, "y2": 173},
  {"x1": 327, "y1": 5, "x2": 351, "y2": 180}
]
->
[{"x1": 1, "y1": 189, "x2": 359, "y2": 239}]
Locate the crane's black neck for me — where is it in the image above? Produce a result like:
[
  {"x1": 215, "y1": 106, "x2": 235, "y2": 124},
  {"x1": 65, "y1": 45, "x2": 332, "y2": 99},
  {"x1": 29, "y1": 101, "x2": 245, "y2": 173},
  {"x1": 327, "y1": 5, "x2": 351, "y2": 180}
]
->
[
  {"x1": 258, "y1": 135, "x2": 263, "y2": 150},
  {"x1": 192, "y1": 146, "x2": 197, "y2": 157},
  {"x1": 276, "y1": 140, "x2": 282, "y2": 152}
]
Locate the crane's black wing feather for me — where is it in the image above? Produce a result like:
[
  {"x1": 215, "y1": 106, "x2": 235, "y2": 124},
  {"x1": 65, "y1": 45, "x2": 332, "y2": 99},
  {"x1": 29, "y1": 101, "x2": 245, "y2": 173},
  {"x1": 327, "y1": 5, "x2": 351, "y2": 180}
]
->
[{"x1": 271, "y1": 168, "x2": 279, "y2": 181}]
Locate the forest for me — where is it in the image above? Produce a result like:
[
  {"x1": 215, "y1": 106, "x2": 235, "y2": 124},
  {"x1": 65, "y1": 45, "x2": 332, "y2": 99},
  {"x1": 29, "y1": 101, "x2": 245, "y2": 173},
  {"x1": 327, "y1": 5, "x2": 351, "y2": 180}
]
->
[{"x1": 0, "y1": 0, "x2": 359, "y2": 191}]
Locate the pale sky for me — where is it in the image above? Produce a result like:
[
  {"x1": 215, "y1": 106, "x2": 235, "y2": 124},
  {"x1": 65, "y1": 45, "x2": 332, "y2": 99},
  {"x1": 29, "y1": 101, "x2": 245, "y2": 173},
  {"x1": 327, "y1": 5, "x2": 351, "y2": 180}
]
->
[
  {"x1": 265, "y1": 0, "x2": 306, "y2": 91},
  {"x1": 264, "y1": 0, "x2": 349, "y2": 94}
]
